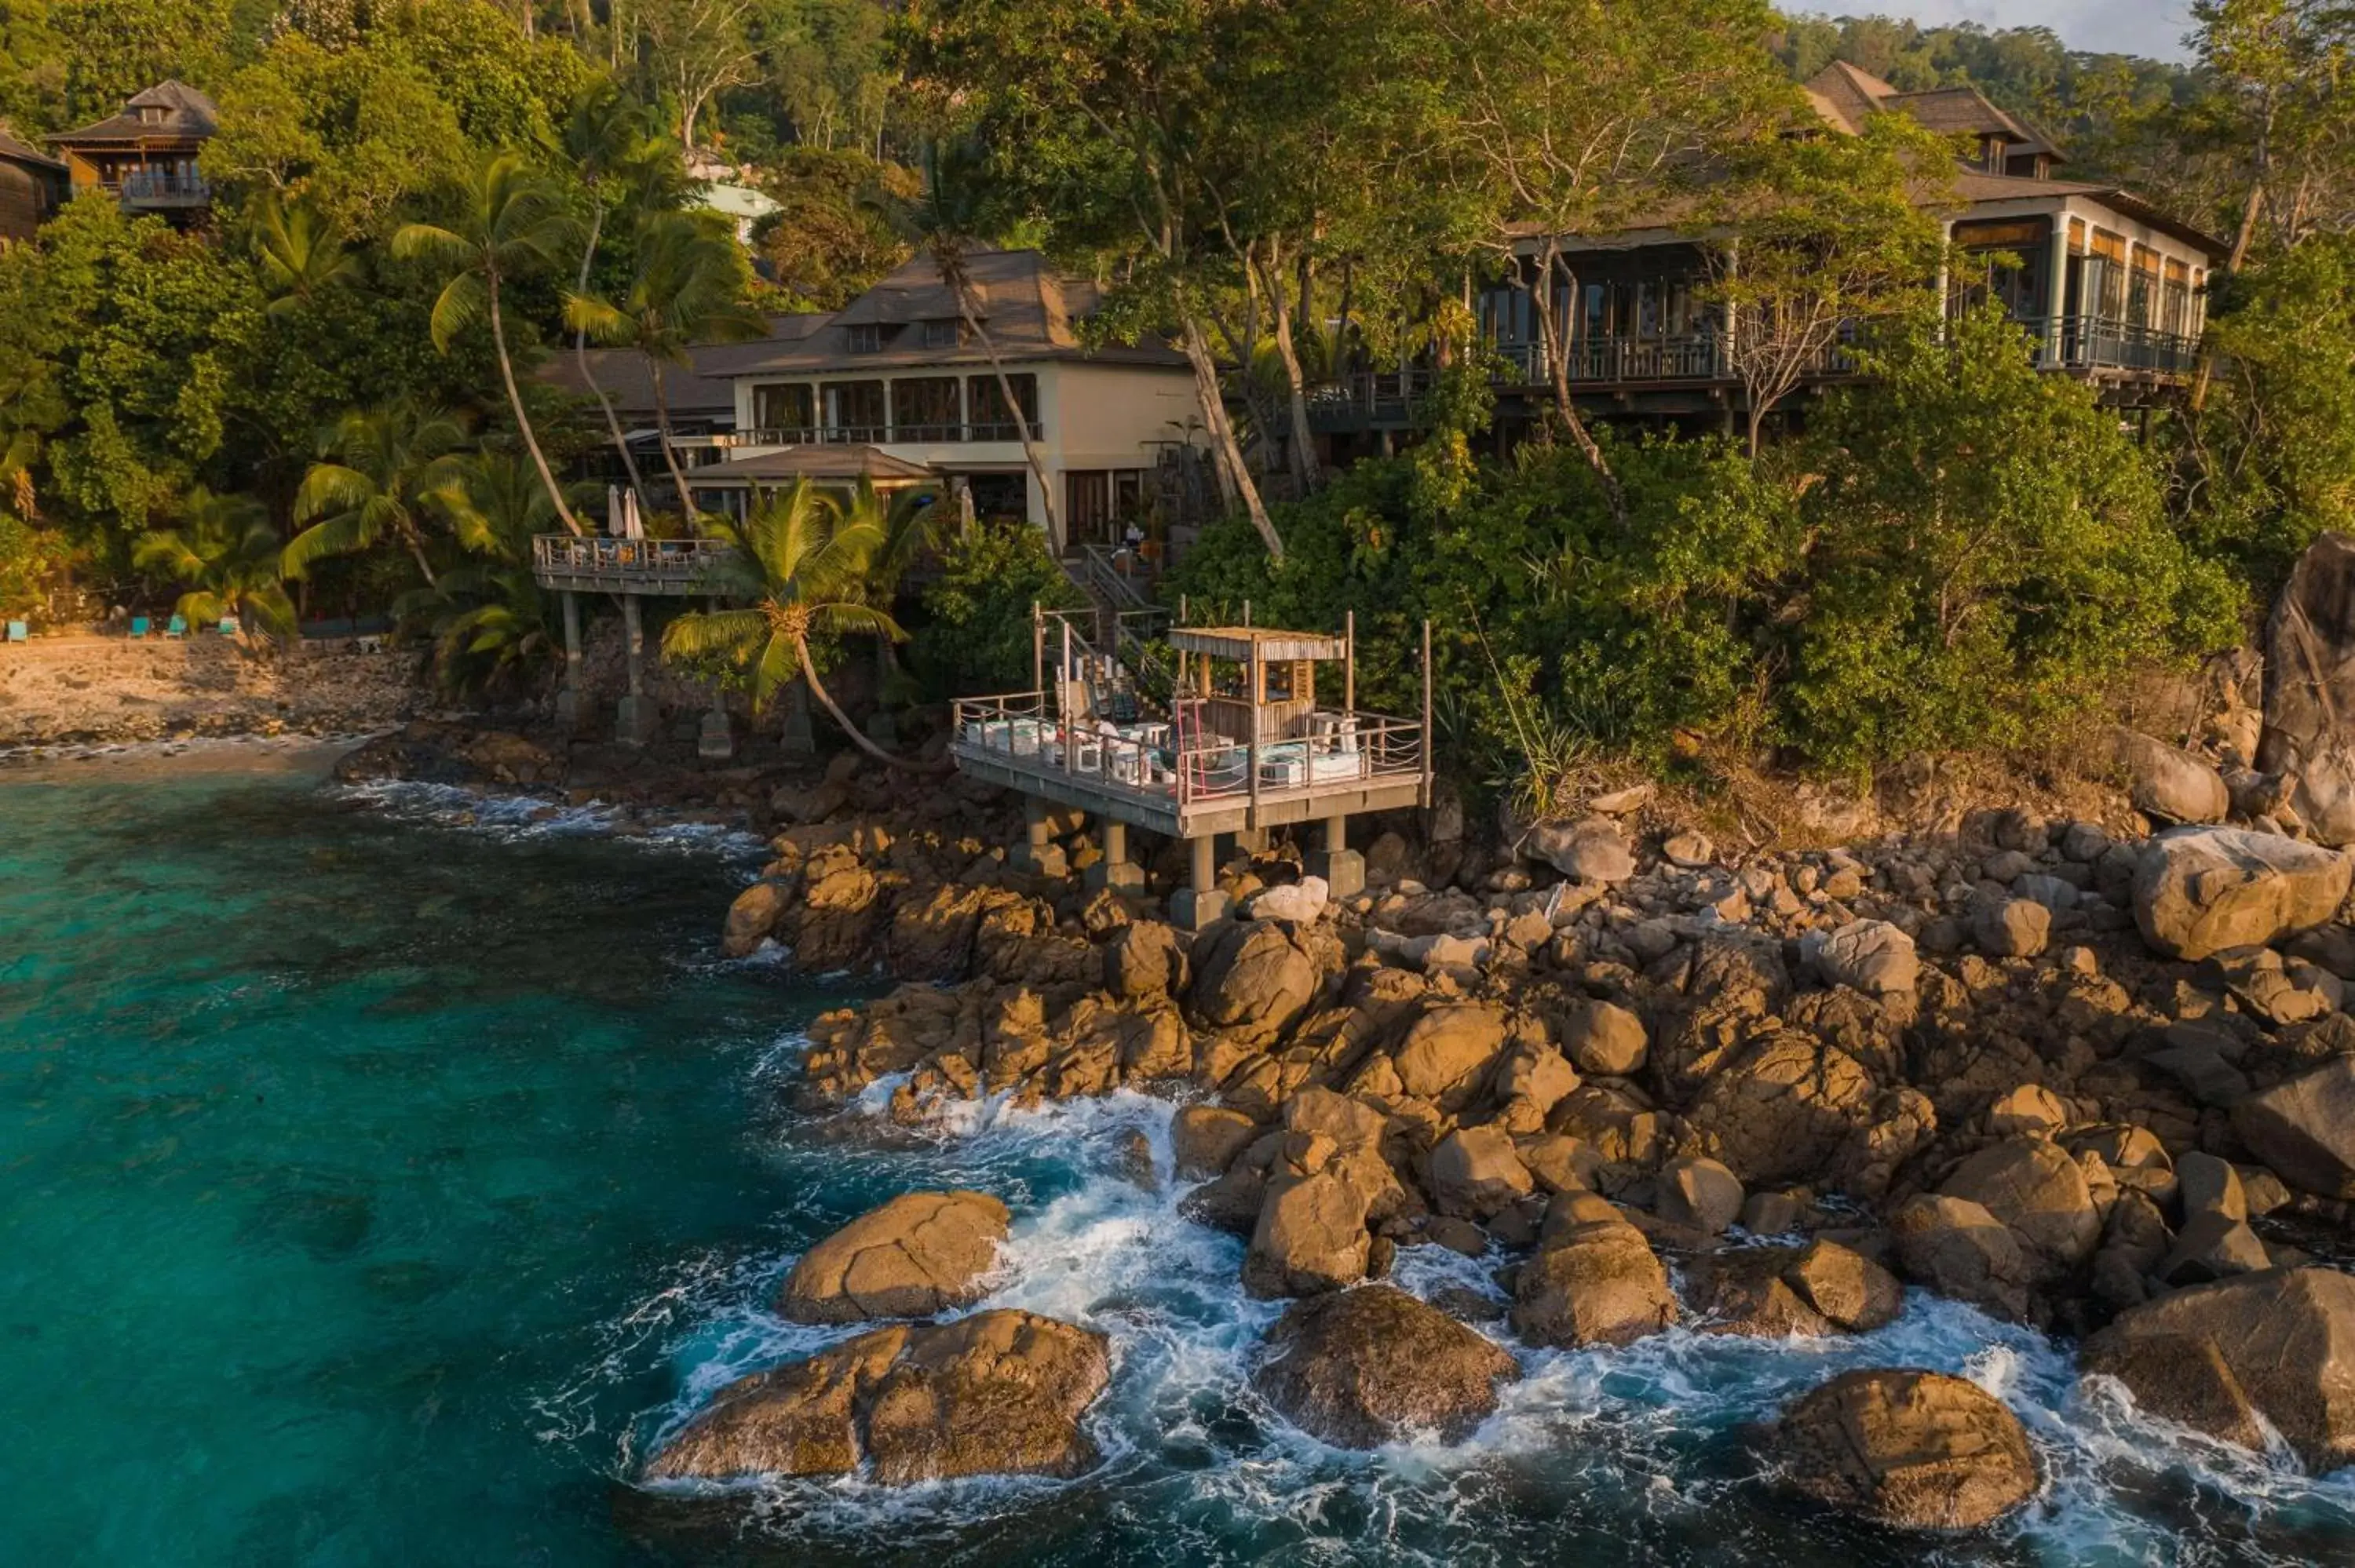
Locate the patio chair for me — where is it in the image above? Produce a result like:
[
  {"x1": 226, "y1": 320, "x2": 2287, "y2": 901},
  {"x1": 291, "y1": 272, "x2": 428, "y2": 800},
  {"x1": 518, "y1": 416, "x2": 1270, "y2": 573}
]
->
[
  {"x1": 130, "y1": 616, "x2": 150, "y2": 638},
  {"x1": 5, "y1": 620, "x2": 26, "y2": 643},
  {"x1": 217, "y1": 616, "x2": 239, "y2": 636},
  {"x1": 165, "y1": 614, "x2": 188, "y2": 638}
]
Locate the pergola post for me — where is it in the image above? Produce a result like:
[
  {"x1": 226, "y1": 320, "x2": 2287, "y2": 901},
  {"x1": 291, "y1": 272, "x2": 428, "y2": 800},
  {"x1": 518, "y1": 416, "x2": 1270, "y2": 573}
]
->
[
  {"x1": 1170, "y1": 833, "x2": 1228, "y2": 932},
  {"x1": 616, "y1": 594, "x2": 659, "y2": 746}
]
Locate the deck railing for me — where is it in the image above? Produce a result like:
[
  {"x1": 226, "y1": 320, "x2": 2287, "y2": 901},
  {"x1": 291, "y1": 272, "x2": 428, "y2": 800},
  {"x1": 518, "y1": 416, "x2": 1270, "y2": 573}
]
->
[
  {"x1": 951, "y1": 691, "x2": 1423, "y2": 811},
  {"x1": 531, "y1": 534, "x2": 737, "y2": 588},
  {"x1": 2030, "y1": 315, "x2": 2203, "y2": 375}
]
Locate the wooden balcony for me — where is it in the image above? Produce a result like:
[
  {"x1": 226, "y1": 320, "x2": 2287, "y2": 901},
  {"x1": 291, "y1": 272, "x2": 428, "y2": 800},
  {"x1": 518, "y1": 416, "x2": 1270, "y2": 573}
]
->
[{"x1": 531, "y1": 534, "x2": 736, "y2": 596}]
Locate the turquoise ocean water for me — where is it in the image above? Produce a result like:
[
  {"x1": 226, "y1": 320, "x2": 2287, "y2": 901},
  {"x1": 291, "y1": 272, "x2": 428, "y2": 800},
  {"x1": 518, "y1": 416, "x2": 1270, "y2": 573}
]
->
[{"x1": 4, "y1": 753, "x2": 2354, "y2": 1566}]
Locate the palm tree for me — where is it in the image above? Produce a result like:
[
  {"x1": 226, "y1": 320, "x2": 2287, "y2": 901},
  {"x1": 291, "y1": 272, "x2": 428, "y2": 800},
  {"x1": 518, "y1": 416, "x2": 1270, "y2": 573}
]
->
[
  {"x1": 551, "y1": 82, "x2": 686, "y2": 505},
  {"x1": 395, "y1": 453, "x2": 566, "y2": 693},
  {"x1": 567, "y1": 208, "x2": 769, "y2": 525},
  {"x1": 394, "y1": 151, "x2": 585, "y2": 536},
  {"x1": 251, "y1": 191, "x2": 360, "y2": 320},
  {"x1": 284, "y1": 400, "x2": 475, "y2": 588},
  {"x1": 133, "y1": 487, "x2": 297, "y2": 637},
  {"x1": 661, "y1": 480, "x2": 940, "y2": 771},
  {"x1": 897, "y1": 141, "x2": 1065, "y2": 551}
]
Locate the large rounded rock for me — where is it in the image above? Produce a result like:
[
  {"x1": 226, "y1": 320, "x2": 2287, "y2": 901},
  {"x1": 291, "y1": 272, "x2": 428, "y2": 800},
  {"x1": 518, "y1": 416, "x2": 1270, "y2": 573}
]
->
[
  {"x1": 1890, "y1": 1194, "x2": 2033, "y2": 1321},
  {"x1": 1556, "y1": 997, "x2": 1648, "y2": 1077},
  {"x1": 1802, "y1": 919, "x2": 1919, "y2": 997},
  {"x1": 644, "y1": 1310, "x2": 1112, "y2": 1486},
  {"x1": 2232, "y1": 1056, "x2": 2355, "y2": 1198},
  {"x1": 1685, "y1": 1240, "x2": 1903, "y2": 1339},
  {"x1": 1187, "y1": 919, "x2": 1323, "y2": 1045},
  {"x1": 1773, "y1": 1368, "x2": 2039, "y2": 1530},
  {"x1": 1426, "y1": 1125, "x2": 1535, "y2": 1219},
  {"x1": 779, "y1": 1191, "x2": 1010, "y2": 1324},
  {"x1": 1105, "y1": 919, "x2": 1187, "y2": 1001},
  {"x1": 1243, "y1": 1169, "x2": 1374, "y2": 1299},
  {"x1": 1172, "y1": 1104, "x2": 1260, "y2": 1179},
  {"x1": 1510, "y1": 1193, "x2": 1677, "y2": 1347},
  {"x1": 2133, "y1": 827, "x2": 2353, "y2": 962},
  {"x1": 721, "y1": 879, "x2": 790, "y2": 957},
  {"x1": 1253, "y1": 1285, "x2": 1519, "y2": 1447},
  {"x1": 2081, "y1": 1267, "x2": 2355, "y2": 1473},
  {"x1": 2112, "y1": 728, "x2": 2230, "y2": 825},
  {"x1": 1524, "y1": 815, "x2": 1635, "y2": 883},
  {"x1": 1677, "y1": 1034, "x2": 1876, "y2": 1187},
  {"x1": 1938, "y1": 1136, "x2": 2100, "y2": 1281},
  {"x1": 1389, "y1": 1003, "x2": 1511, "y2": 1110}
]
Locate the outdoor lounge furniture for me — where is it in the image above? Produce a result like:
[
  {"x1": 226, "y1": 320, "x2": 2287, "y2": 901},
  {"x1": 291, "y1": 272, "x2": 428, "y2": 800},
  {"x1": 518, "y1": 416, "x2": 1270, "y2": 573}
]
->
[
  {"x1": 165, "y1": 614, "x2": 187, "y2": 638},
  {"x1": 217, "y1": 616, "x2": 238, "y2": 636},
  {"x1": 5, "y1": 620, "x2": 25, "y2": 643},
  {"x1": 129, "y1": 617, "x2": 149, "y2": 638}
]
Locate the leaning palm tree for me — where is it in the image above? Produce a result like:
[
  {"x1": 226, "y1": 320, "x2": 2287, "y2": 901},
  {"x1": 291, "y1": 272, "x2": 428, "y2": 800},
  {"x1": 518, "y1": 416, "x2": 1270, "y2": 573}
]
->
[
  {"x1": 395, "y1": 453, "x2": 566, "y2": 694},
  {"x1": 133, "y1": 487, "x2": 297, "y2": 637},
  {"x1": 896, "y1": 140, "x2": 1064, "y2": 550},
  {"x1": 550, "y1": 82, "x2": 686, "y2": 504},
  {"x1": 394, "y1": 151, "x2": 585, "y2": 536},
  {"x1": 284, "y1": 400, "x2": 475, "y2": 588},
  {"x1": 567, "y1": 208, "x2": 769, "y2": 523},
  {"x1": 661, "y1": 480, "x2": 940, "y2": 771},
  {"x1": 251, "y1": 191, "x2": 361, "y2": 321}
]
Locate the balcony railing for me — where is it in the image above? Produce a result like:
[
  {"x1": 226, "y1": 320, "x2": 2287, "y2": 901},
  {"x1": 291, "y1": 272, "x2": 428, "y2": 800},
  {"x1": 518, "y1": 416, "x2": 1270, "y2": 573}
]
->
[
  {"x1": 2029, "y1": 315, "x2": 2203, "y2": 375},
  {"x1": 112, "y1": 170, "x2": 210, "y2": 206},
  {"x1": 729, "y1": 419, "x2": 1042, "y2": 449},
  {"x1": 530, "y1": 534, "x2": 738, "y2": 594}
]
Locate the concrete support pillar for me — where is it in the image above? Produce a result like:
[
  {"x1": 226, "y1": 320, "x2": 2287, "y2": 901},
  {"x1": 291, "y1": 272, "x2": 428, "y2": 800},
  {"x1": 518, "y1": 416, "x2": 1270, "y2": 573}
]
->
[
  {"x1": 1170, "y1": 833, "x2": 1228, "y2": 932},
  {"x1": 1019, "y1": 796, "x2": 1068, "y2": 878},
  {"x1": 2043, "y1": 219, "x2": 2072, "y2": 367},
  {"x1": 697, "y1": 701, "x2": 734, "y2": 760},
  {"x1": 1086, "y1": 816, "x2": 1145, "y2": 893},
  {"x1": 553, "y1": 590, "x2": 585, "y2": 732},
  {"x1": 1307, "y1": 812, "x2": 1364, "y2": 900},
  {"x1": 615, "y1": 594, "x2": 659, "y2": 746}
]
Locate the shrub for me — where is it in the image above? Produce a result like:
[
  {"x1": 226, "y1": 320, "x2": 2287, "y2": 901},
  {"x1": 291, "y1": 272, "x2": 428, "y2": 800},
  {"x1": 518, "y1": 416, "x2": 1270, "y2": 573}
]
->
[{"x1": 909, "y1": 516, "x2": 1084, "y2": 697}]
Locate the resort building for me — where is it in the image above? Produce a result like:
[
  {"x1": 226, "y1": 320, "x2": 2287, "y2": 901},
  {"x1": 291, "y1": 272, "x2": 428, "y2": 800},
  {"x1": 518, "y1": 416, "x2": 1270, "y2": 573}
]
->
[
  {"x1": 0, "y1": 125, "x2": 67, "y2": 242},
  {"x1": 697, "y1": 250, "x2": 1205, "y2": 552},
  {"x1": 1319, "y1": 62, "x2": 2229, "y2": 448},
  {"x1": 46, "y1": 82, "x2": 217, "y2": 224}
]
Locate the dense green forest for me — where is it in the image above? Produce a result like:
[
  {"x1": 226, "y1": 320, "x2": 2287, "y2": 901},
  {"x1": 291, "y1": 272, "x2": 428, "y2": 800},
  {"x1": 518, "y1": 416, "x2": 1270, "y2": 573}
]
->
[{"x1": 0, "y1": 0, "x2": 2346, "y2": 786}]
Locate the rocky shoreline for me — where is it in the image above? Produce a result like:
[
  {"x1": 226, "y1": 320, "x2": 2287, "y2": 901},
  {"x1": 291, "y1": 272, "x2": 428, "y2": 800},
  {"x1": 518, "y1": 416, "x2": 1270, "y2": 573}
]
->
[{"x1": 331, "y1": 708, "x2": 2355, "y2": 1530}]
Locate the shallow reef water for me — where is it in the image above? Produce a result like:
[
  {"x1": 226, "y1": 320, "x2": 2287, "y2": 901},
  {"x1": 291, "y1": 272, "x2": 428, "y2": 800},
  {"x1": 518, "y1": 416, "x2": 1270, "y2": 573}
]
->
[{"x1": 3, "y1": 757, "x2": 2352, "y2": 1566}]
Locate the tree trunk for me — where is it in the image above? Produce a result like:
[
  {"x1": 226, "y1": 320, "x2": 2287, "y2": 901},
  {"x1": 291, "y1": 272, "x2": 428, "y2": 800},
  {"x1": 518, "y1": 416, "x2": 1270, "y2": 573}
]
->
[
  {"x1": 2193, "y1": 100, "x2": 2275, "y2": 414},
  {"x1": 1261, "y1": 246, "x2": 1320, "y2": 498},
  {"x1": 794, "y1": 636, "x2": 949, "y2": 772},
  {"x1": 1532, "y1": 238, "x2": 1627, "y2": 526},
  {"x1": 573, "y1": 202, "x2": 652, "y2": 504},
  {"x1": 648, "y1": 356, "x2": 701, "y2": 524},
  {"x1": 954, "y1": 273, "x2": 1065, "y2": 552},
  {"x1": 486, "y1": 264, "x2": 585, "y2": 536},
  {"x1": 1180, "y1": 316, "x2": 1283, "y2": 560}
]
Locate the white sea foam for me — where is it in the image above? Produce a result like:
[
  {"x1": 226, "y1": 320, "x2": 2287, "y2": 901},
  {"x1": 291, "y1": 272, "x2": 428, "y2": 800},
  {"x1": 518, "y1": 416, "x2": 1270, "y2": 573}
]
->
[
  {"x1": 589, "y1": 1092, "x2": 2355, "y2": 1564},
  {"x1": 336, "y1": 779, "x2": 768, "y2": 859}
]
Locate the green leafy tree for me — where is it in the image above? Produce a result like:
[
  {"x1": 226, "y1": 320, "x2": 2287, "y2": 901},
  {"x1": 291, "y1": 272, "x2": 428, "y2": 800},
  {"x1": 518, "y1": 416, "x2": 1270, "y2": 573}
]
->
[
  {"x1": 660, "y1": 478, "x2": 929, "y2": 767},
  {"x1": 751, "y1": 145, "x2": 913, "y2": 308},
  {"x1": 1787, "y1": 304, "x2": 2242, "y2": 769},
  {"x1": 131, "y1": 485, "x2": 295, "y2": 636},
  {"x1": 395, "y1": 149, "x2": 586, "y2": 534},
  {"x1": 284, "y1": 399, "x2": 474, "y2": 587},
  {"x1": 53, "y1": 0, "x2": 228, "y2": 122},
  {"x1": 564, "y1": 207, "x2": 767, "y2": 520},
  {"x1": 911, "y1": 512, "x2": 1083, "y2": 696},
  {"x1": 250, "y1": 189, "x2": 361, "y2": 319},
  {"x1": 1703, "y1": 111, "x2": 1954, "y2": 458}
]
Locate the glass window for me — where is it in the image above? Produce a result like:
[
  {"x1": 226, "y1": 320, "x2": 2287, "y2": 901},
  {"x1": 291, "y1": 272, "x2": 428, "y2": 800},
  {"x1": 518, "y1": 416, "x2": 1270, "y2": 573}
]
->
[
  {"x1": 752, "y1": 383, "x2": 812, "y2": 433},
  {"x1": 966, "y1": 373, "x2": 1039, "y2": 439},
  {"x1": 846, "y1": 323, "x2": 885, "y2": 354},
  {"x1": 921, "y1": 319, "x2": 964, "y2": 349},
  {"x1": 821, "y1": 380, "x2": 886, "y2": 436},
  {"x1": 890, "y1": 377, "x2": 962, "y2": 438}
]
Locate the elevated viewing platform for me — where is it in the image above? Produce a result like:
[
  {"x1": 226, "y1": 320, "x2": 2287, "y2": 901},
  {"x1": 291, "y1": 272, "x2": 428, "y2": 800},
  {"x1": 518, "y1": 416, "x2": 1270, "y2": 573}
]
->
[
  {"x1": 531, "y1": 534, "x2": 735, "y2": 597},
  {"x1": 951, "y1": 612, "x2": 1432, "y2": 928}
]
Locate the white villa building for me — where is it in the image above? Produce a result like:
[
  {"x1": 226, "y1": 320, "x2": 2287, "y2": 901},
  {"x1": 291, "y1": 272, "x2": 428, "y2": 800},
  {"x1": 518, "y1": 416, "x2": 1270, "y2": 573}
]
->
[{"x1": 688, "y1": 251, "x2": 1203, "y2": 550}]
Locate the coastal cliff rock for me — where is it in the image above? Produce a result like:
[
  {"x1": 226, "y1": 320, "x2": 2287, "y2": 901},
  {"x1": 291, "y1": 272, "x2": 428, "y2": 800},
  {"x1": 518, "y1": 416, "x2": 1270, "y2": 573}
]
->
[
  {"x1": 1773, "y1": 1368, "x2": 2039, "y2": 1530},
  {"x1": 2260, "y1": 531, "x2": 2355, "y2": 847},
  {"x1": 2081, "y1": 1268, "x2": 2355, "y2": 1472},
  {"x1": 644, "y1": 1309, "x2": 1111, "y2": 1486},
  {"x1": 1252, "y1": 1285, "x2": 1519, "y2": 1447},
  {"x1": 2231, "y1": 1057, "x2": 2355, "y2": 1198},
  {"x1": 1685, "y1": 1239, "x2": 1902, "y2": 1337},
  {"x1": 778, "y1": 1191, "x2": 1010, "y2": 1324}
]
